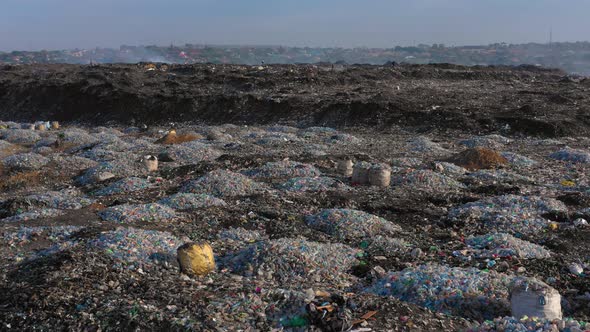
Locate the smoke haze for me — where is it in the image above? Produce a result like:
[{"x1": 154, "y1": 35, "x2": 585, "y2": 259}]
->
[{"x1": 2, "y1": 0, "x2": 590, "y2": 51}]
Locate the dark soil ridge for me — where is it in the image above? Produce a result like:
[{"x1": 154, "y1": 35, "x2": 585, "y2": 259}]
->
[{"x1": 0, "y1": 63, "x2": 588, "y2": 137}]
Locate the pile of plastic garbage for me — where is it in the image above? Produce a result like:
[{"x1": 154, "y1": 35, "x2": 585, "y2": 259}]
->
[
  {"x1": 181, "y1": 170, "x2": 268, "y2": 197},
  {"x1": 550, "y1": 148, "x2": 590, "y2": 164},
  {"x1": 158, "y1": 193, "x2": 227, "y2": 210},
  {"x1": 221, "y1": 237, "x2": 361, "y2": 286},
  {"x1": 98, "y1": 203, "x2": 178, "y2": 223},
  {"x1": 92, "y1": 177, "x2": 152, "y2": 196},
  {"x1": 2, "y1": 152, "x2": 49, "y2": 170},
  {"x1": 241, "y1": 160, "x2": 321, "y2": 179},
  {"x1": 455, "y1": 233, "x2": 552, "y2": 259},
  {"x1": 305, "y1": 208, "x2": 402, "y2": 241},
  {"x1": 448, "y1": 195, "x2": 567, "y2": 236},
  {"x1": 369, "y1": 263, "x2": 513, "y2": 320},
  {"x1": 88, "y1": 227, "x2": 188, "y2": 269},
  {"x1": 279, "y1": 177, "x2": 350, "y2": 193}
]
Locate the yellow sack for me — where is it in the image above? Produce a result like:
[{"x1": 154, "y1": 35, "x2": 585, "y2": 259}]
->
[{"x1": 177, "y1": 242, "x2": 215, "y2": 277}]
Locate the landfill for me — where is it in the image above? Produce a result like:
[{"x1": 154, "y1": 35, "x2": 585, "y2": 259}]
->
[{"x1": 1, "y1": 63, "x2": 590, "y2": 330}]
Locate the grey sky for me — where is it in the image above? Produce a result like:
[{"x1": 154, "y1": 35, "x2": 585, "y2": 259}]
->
[{"x1": 1, "y1": 0, "x2": 589, "y2": 51}]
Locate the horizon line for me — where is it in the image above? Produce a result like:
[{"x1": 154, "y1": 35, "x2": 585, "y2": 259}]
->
[{"x1": 2, "y1": 40, "x2": 590, "y2": 53}]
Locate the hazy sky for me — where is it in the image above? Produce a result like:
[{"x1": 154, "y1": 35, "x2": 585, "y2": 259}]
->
[{"x1": 1, "y1": 0, "x2": 589, "y2": 51}]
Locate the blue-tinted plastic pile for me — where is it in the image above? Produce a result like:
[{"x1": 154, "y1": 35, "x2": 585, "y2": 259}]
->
[
  {"x1": 0, "y1": 129, "x2": 41, "y2": 144},
  {"x1": 1, "y1": 208, "x2": 65, "y2": 223},
  {"x1": 24, "y1": 189, "x2": 94, "y2": 210},
  {"x1": 459, "y1": 233, "x2": 551, "y2": 259},
  {"x1": 550, "y1": 148, "x2": 590, "y2": 164},
  {"x1": 181, "y1": 169, "x2": 267, "y2": 197},
  {"x1": 77, "y1": 159, "x2": 149, "y2": 185},
  {"x1": 369, "y1": 263, "x2": 513, "y2": 320},
  {"x1": 392, "y1": 169, "x2": 465, "y2": 190},
  {"x1": 279, "y1": 176, "x2": 351, "y2": 193},
  {"x1": 407, "y1": 136, "x2": 450, "y2": 154},
  {"x1": 459, "y1": 135, "x2": 511, "y2": 149},
  {"x1": 2, "y1": 152, "x2": 49, "y2": 170},
  {"x1": 500, "y1": 152, "x2": 537, "y2": 167},
  {"x1": 448, "y1": 195, "x2": 567, "y2": 236},
  {"x1": 2, "y1": 225, "x2": 83, "y2": 246},
  {"x1": 242, "y1": 160, "x2": 320, "y2": 179},
  {"x1": 98, "y1": 203, "x2": 178, "y2": 223},
  {"x1": 221, "y1": 237, "x2": 361, "y2": 285},
  {"x1": 158, "y1": 193, "x2": 227, "y2": 210},
  {"x1": 159, "y1": 141, "x2": 222, "y2": 164},
  {"x1": 305, "y1": 208, "x2": 402, "y2": 241},
  {"x1": 92, "y1": 177, "x2": 152, "y2": 196},
  {"x1": 88, "y1": 227, "x2": 186, "y2": 269}
]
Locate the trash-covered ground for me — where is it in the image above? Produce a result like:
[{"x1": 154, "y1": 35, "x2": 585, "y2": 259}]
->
[{"x1": 1, "y1": 63, "x2": 590, "y2": 330}]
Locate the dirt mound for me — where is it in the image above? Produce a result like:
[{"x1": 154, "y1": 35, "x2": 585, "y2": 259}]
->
[
  {"x1": 0, "y1": 63, "x2": 587, "y2": 137},
  {"x1": 447, "y1": 147, "x2": 508, "y2": 170}
]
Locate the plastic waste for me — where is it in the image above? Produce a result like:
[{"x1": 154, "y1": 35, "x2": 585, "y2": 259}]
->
[
  {"x1": 569, "y1": 263, "x2": 584, "y2": 275},
  {"x1": 574, "y1": 218, "x2": 588, "y2": 227}
]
